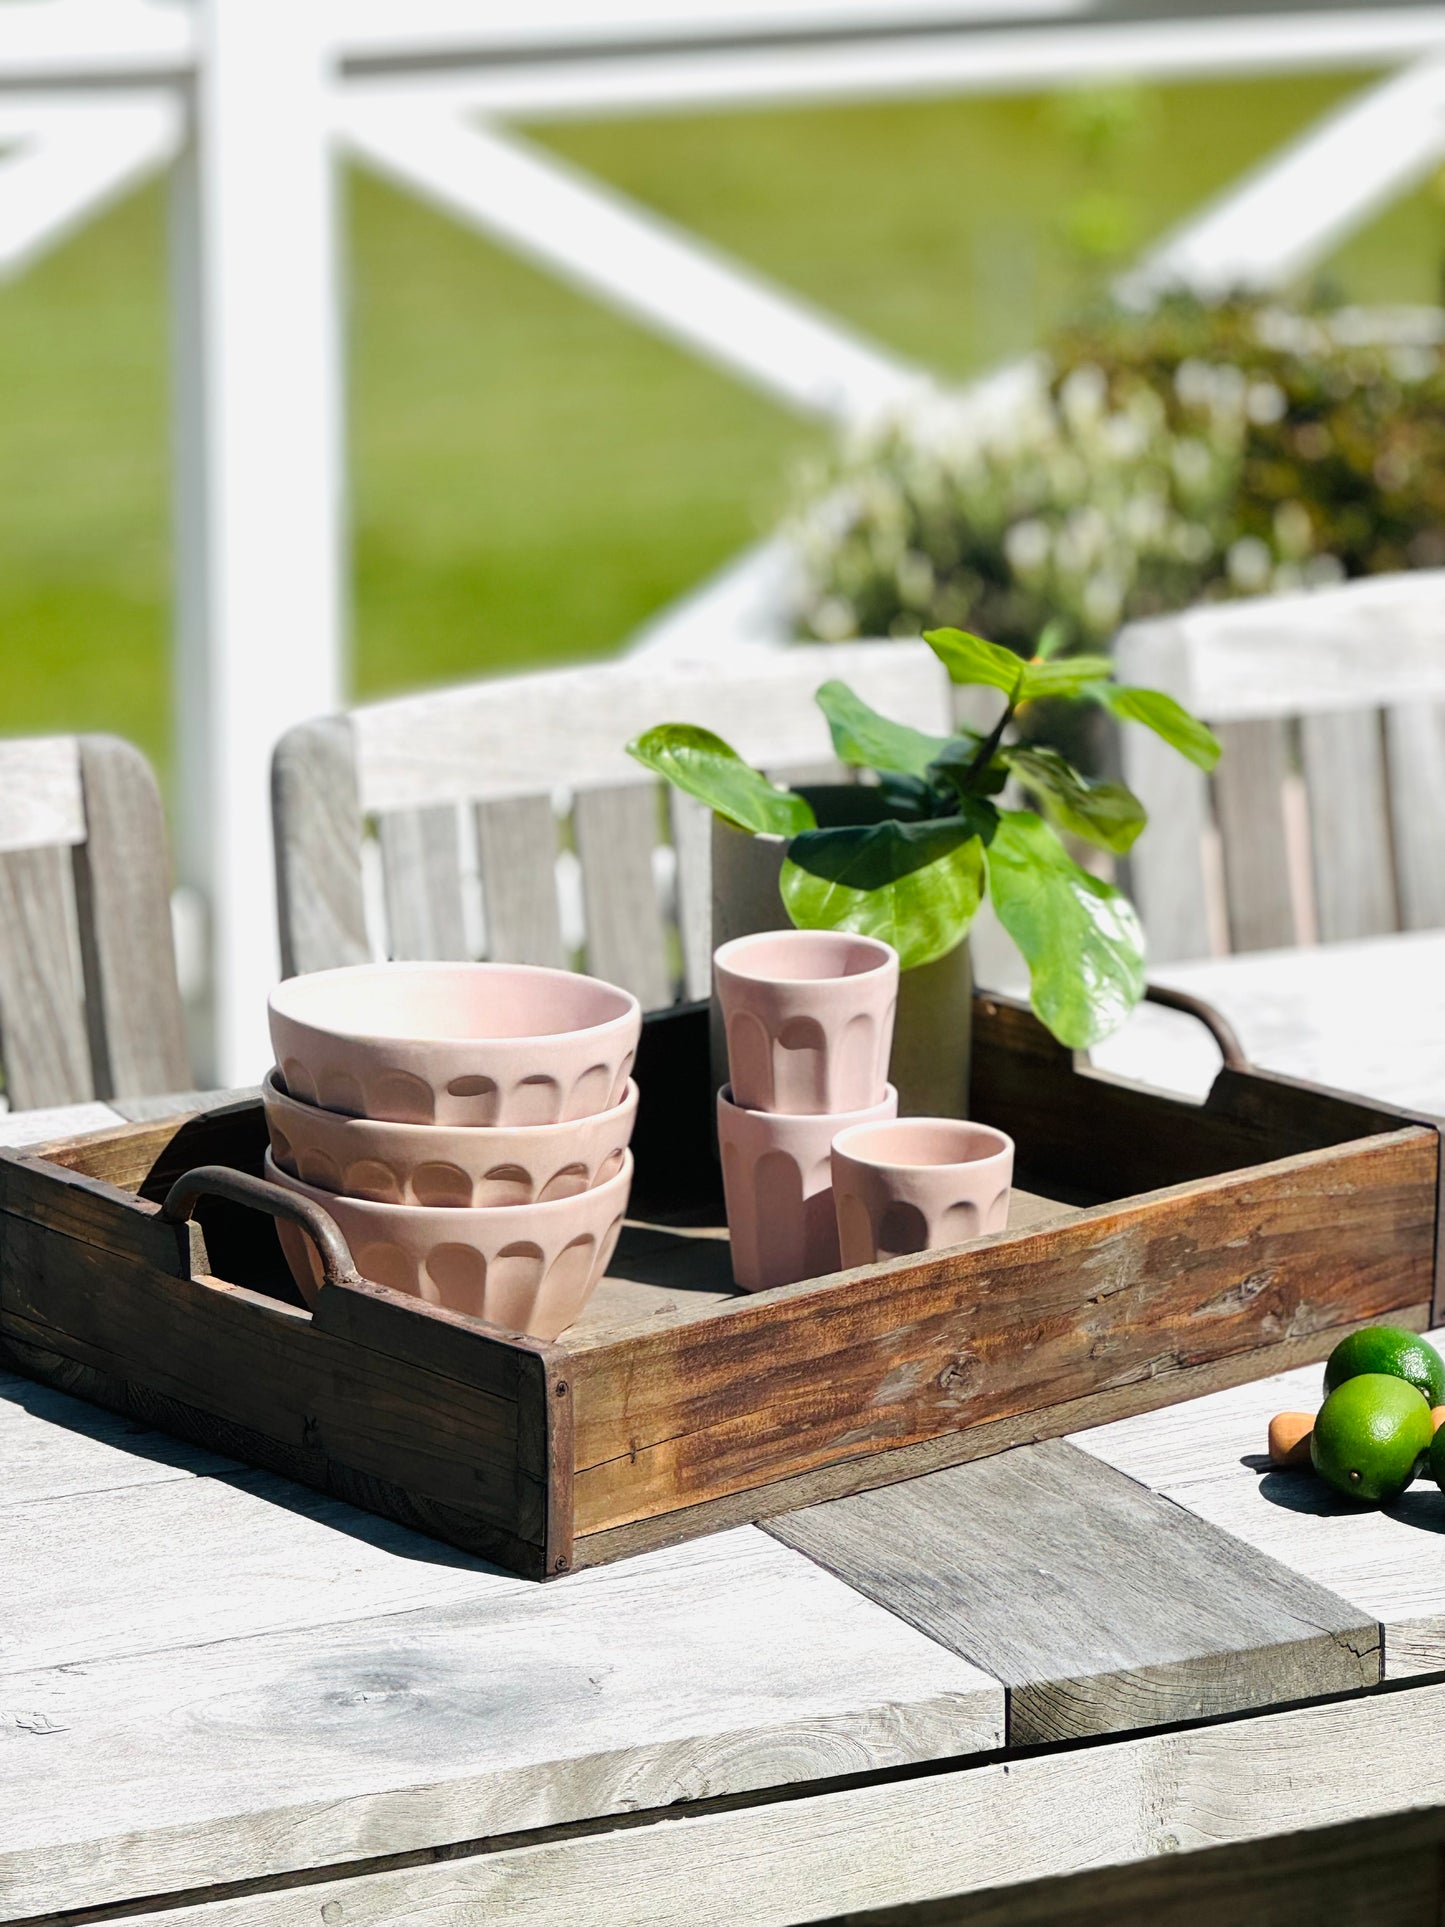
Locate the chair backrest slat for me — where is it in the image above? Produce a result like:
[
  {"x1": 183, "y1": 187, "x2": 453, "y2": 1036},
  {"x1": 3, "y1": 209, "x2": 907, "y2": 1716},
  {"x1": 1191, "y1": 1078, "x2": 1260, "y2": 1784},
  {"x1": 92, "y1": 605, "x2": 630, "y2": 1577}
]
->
[
  {"x1": 0, "y1": 843, "x2": 93, "y2": 1108},
  {"x1": 377, "y1": 805, "x2": 468, "y2": 962},
  {"x1": 1117, "y1": 572, "x2": 1445, "y2": 961},
  {"x1": 1211, "y1": 719, "x2": 1295, "y2": 953},
  {"x1": 1385, "y1": 703, "x2": 1445, "y2": 932},
  {"x1": 272, "y1": 716, "x2": 370, "y2": 979},
  {"x1": 474, "y1": 794, "x2": 567, "y2": 970},
  {"x1": 1298, "y1": 709, "x2": 1397, "y2": 943},
  {"x1": 573, "y1": 783, "x2": 674, "y2": 1009},
  {"x1": 0, "y1": 734, "x2": 188, "y2": 1110},
  {"x1": 273, "y1": 641, "x2": 956, "y2": 1004},
  {"x1": 71, "y1": 736, "x2": 191, "y2": 1098}
]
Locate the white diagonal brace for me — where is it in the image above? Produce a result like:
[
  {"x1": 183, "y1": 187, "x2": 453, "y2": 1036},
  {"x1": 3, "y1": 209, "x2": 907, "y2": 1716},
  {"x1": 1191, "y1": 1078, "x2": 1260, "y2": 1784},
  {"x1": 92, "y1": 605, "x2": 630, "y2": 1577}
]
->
[
  {"x1": 342, "y1": 103, "x2": 927, "y2": 426},
  {"x1": 1120, "y1": 52, "x2": 1445, "y2": 302},
  {"x1": 0, "y1": 93, "x2": 180, "y2": 278}
]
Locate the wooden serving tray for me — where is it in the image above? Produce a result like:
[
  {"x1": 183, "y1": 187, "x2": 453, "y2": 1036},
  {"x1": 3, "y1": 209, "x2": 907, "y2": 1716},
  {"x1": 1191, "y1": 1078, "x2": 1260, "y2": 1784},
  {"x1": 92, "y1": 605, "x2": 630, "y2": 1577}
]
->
[{"x1": 1, "y1": 994, "x2": 1440, "y2": 1581}]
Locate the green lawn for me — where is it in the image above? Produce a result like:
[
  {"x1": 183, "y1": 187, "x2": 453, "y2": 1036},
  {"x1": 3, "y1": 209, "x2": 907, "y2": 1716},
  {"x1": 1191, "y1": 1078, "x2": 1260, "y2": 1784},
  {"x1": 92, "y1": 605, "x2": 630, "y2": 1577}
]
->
[{"x1": 1, "y1": 71, "x2": 1440, "y2": 791}]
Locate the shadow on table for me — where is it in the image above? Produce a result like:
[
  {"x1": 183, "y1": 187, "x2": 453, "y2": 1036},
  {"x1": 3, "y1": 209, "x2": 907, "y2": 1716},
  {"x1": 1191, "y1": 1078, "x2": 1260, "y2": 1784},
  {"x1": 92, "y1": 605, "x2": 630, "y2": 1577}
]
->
[
  {"x1": 1253, "y1": 1462, "x2": 1445, "y2": 1531},
  {"x1": 1, "y1": 1364, "x2": 514, "y2": 1578}
]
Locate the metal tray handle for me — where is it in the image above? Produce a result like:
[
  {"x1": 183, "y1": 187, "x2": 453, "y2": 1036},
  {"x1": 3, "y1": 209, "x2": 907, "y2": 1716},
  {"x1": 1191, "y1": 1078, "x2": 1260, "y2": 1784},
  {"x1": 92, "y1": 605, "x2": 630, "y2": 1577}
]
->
[
  {"x1": 1142, "y1": 984, "x2": 1248, "y2": 1071},
  {"x1": 161, "y1": 1164, "x2": 363, "y2": 1289}
]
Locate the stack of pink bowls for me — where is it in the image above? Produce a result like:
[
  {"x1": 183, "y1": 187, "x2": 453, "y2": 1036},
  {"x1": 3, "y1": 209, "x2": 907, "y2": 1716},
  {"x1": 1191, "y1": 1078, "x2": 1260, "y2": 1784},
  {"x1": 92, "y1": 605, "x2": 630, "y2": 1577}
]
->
[
  {"x1": 714, "y1": 930, "x2": 899, "y2": 1292},
  {"x1": 262, "y1": 962, "x2": 641, "y2": 1340}
]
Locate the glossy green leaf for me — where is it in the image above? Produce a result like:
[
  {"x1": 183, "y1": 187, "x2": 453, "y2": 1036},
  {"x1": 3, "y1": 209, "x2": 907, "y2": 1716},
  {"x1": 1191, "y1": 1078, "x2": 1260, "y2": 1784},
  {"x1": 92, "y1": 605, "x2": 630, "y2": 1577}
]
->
[
  {"x1": 814, "y1": 679, "x2": 954, "y2": 779},
  {"x1": 1001, "y1": 745, "x2": 1147, "y2": 855},
  {"x1": 986, "y1": 809, "x2": 1145, "y2": 1049},
  {"x1": 1015, "y1": 654, "x2": 1115, "y2": 701},
  {"x1": 1092, "y1": 684, "x2": 1222, "y2": 771},
  {"x1": 923, "y1": 627, "x2": 1027, "y2": 696},
  {"x1": 626, "y1": 724, "x2": 815, "y2": 836},
  {"x1": 781, "y1": 818, "x2": 986, "y2": 970}
]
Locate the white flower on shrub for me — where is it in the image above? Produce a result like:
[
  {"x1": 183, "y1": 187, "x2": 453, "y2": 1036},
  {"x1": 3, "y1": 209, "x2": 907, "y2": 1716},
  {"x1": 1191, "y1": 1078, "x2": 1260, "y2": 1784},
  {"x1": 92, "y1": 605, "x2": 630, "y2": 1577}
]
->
[{"x1": 1227, "y1": 536, "x2": 1273, "y2": 592}]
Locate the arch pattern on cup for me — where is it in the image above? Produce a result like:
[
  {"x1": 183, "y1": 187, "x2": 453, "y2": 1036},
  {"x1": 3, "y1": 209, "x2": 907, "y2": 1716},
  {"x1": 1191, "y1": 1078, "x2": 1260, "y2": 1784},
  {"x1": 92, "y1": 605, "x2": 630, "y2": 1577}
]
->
[{"x1": 831, "y1": 1119, "x2": 1014, "y2": 1270}]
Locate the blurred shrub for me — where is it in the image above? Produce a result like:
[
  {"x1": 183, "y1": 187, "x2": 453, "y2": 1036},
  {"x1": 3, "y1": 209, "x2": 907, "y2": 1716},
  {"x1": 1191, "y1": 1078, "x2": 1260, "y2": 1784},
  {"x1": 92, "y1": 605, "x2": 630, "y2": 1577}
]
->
[{"x1": 791, "y1": 293, "x2": 1445, "y2": 655}]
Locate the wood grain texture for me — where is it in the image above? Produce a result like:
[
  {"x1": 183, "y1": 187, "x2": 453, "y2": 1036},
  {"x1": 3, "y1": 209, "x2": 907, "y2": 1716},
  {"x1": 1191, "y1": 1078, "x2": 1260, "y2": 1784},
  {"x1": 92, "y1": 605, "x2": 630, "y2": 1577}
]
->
[
  {"x1": 377, "y1": 804, "x2": 468, "y2": 961},
  {"x1": 1074, "y1": 1328, "x2": 1445, "y2": 1682},
  {"x1": 474, "y1": 794, "x2": 566, "y2": 968},
  {"x1": 89, "y1": 1677, "x2": 1445, "y2": 1927},
  {"x1": 1385, "y1": 701, "x2": 1445, "y2": 932},
  {"x1": 0, "y1": 1217, "x2": 549, "y2": 1559},
  {"x1": 0, "y1": 1510, "x2": 1001, "y2": 1919},
  {"x1": 567, "y1": 1128, "x2": 1438, "y2": 1537},
  {"x1": 573, "y1": 783, "x2": 674, "y2": 1010},
  {"x1": 1113, "y1": 572, "x2": 1445, "y2": 722},
  {"x1": 0, "y1": 734, "x2": 85, "y2": 854},
  {"x1": 668, "y1": 786, "x2": 713, "y2": 1003},
  {"x1": 0, "y1": 1367, "x2": 234, "y2": 1507},
  {"x1": 72, "y1": 734, "x2": 191, "y2": 1099},
  {"x1": 837, "y1": 1810, "x2": 1445, "y2": 1926},
  {"x1": 1213, "y1": 719, "x2": 1296, "y2": 952},
  {"x1": 0, "y1": 842, "x2": 92, "y2": 1109},
  {"x1": 1299, "y1": 708, "x2": 1397, "y2": 942},
  {"x1": 770, "y1": 1439, "x2": 1377, "y2": 1744},
  {"x1": 1118, "y1": 711, "x2": 1213, "y2": 965},
  {"x1": 271, "y1": 715, "x2": 370, "y2": 980},
  {"x1": 350, "y1": 641, "x2": 952, "y2": 813}
]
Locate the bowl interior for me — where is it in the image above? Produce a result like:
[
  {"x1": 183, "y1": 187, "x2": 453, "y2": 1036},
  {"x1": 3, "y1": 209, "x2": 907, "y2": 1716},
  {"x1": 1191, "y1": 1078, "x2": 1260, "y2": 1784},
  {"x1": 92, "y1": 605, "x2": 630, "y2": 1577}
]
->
[{"x1": 271, "y1": 963, "x2": 633, "y2": 1044}]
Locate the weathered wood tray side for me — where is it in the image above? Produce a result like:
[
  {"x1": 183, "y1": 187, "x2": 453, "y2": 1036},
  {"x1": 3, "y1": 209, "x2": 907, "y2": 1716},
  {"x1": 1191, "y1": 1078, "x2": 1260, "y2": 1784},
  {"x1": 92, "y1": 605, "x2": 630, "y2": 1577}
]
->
[{"x1": 0, "y1": 995, "x2": 1439, "y2": 1582}]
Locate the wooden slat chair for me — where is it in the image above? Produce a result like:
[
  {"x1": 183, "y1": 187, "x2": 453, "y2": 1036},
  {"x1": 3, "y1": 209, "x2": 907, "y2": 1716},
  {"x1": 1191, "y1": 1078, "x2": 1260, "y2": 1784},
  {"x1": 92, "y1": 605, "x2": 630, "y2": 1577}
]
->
[
  {"x1": 1116, "y1": 570, "x2": 1445, "y2": 963},
  {"x1": 272, "y1": 641, "x2": 955, "y2": 1004},
  {"x1": 0, "y1": 736, "x2": 190, "y2": 1110}
]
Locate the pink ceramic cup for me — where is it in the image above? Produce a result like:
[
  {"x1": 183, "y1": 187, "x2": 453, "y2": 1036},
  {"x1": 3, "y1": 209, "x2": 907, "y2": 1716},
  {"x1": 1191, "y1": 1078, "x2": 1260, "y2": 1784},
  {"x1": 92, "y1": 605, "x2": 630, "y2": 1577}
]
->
[
  {"x1": 717, "y1": 1082, "x2": 897, "y2": 1293},
  {"x1": 263, "y1": 1067, "x2": 637, "y2": 1207},
  {"x1": 830, "y1": 1117, "x2": 1014, "y2": 1268},
  {"x1": 265, "y1": 1147, "x2": 632, "y2": 1341},
  {"x1": 268, "y1": 961, "x2": 640, "y2": 1127},
  {"x1": 713, "y1": 929, "x2": 898, "y2": 1116}
]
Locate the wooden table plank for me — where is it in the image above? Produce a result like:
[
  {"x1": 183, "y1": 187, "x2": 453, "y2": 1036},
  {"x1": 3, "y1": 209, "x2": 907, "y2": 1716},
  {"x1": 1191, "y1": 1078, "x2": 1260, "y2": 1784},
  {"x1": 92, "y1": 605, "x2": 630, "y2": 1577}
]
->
[
  {"x1": 90, "y1": 1678, "x2": 1445, "y2": 1927},
  {"x1": 0, "y1": 1517, "x2": 1001, "y2": 1920},
  {"x1": 768, "y1": 1439, "x2": 1377, "y2": 1744},
  {"x1": 0, "y1": 1371, "x2": 236, "y2": 1508},
  {"x1": 1073, "y1": 1330, "x2": 1445, "y2": 1678}
]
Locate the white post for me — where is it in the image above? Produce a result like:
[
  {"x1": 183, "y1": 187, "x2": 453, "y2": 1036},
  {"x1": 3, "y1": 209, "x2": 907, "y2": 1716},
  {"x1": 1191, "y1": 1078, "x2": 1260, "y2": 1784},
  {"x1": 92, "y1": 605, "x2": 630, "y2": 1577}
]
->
[{"x1": 171, "y1": 0, "x2": 344, "y2": 1084}]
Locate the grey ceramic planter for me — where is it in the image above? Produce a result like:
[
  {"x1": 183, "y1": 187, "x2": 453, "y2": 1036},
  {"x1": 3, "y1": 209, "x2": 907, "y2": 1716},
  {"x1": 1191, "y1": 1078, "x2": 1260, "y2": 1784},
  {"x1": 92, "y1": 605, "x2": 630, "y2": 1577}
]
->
[{"x1": 710, "y1": 811, "x2": 973, "y2": 1120}]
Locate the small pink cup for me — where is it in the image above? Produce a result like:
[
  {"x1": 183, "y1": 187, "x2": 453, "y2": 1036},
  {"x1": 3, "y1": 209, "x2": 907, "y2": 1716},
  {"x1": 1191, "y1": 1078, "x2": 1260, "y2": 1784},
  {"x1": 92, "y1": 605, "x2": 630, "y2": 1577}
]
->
[
  {"x1": 718, "y1": 1082, "x2": 897, "y2": 1292},
  {"x1": 831, "y1": 1117, "x2": 1014, "y2": 1267},
  {"x1": 713, "y1": 928, "x2": 898, "y2": 1116}
]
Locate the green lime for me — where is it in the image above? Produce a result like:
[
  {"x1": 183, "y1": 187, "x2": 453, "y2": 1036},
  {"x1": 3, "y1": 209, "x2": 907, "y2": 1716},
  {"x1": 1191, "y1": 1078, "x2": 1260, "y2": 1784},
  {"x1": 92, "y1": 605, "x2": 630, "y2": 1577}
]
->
[
  {"x1": 1322, "y1": 1326, "x2": 1445, "y2": 1407},
  {"x1": 1310, "y1": 1375, "x2": 1432, "y2": 1505}
]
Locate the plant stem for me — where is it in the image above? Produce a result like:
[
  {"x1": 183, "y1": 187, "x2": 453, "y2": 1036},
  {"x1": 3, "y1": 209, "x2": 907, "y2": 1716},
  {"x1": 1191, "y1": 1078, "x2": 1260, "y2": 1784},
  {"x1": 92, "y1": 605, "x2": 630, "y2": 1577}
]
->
[{"x1": 959, "y1": 697, "x2": 1016, "y2": 793}]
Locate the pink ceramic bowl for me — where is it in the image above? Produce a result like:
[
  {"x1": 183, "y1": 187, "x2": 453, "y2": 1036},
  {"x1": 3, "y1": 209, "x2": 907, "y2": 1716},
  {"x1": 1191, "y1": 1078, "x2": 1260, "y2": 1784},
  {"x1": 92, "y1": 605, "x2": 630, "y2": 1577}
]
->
[
  {"x1": 268, "y1": 961, "x2": 641, "y2": 1127},
  {"x1": 263, "y1": 1067, "x2": 637, "y2": 1207},
  {"x1": 717, "y1": 1081, "x2": 897, "y2": 1293},
  {"x1": 265, "y1": 1146, "x2": 632, "y2": 1340},
  {"x1": 713, "y1": 928, "x2": 898, "y2": 1115}
]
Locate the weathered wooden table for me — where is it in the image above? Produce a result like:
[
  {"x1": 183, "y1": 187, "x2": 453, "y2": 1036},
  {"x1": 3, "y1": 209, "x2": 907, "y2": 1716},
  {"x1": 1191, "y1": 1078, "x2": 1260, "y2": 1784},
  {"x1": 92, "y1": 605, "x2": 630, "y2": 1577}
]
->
[{"x1": 5, "y1": 933, "x2": 1445, "y2": 1927}]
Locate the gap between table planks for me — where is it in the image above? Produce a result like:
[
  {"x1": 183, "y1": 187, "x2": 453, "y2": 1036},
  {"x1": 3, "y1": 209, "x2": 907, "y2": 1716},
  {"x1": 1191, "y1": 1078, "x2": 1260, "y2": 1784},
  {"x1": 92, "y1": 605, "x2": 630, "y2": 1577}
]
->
[{"x1": 68, "y1": 1679, "x2": 1445, "y2": 1927}]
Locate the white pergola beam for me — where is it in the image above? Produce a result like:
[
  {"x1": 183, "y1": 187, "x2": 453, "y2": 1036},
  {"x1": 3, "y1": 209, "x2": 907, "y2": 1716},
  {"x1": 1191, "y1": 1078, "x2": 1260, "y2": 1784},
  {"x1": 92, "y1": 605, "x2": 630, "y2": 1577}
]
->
[
  {"x1": 340, "y1": 10, "x2": 1445, "y2": 120},
  {"x1": 1121, "y1": 52, "x2": 1445, "y2": 301},
  {"x1": 343, "y1": 105, "x2": 925, "y2": 425},
  {"x1": 172, "y1": 0, "x2": 343, "y2": 1082},
  {"x1": 0, "y1": 2, "x2": 192, "y2": 84},
  {"x1": 0, "y1": 95, "x2": 178, "y2": 277}
]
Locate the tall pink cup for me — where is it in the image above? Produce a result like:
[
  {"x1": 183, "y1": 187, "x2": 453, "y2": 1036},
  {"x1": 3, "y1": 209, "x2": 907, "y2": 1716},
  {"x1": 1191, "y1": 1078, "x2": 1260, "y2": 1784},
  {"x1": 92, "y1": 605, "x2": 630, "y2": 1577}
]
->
[
  {"x1": 714, "y1": 929, "x2": 898, "y2": 1116},
  {"x1": 718, "y1": 1082, "x2": 897, "y2": 1291},
  {"x1": 831, "y1": 1117, "x2": 1014, "y2": 1267}
]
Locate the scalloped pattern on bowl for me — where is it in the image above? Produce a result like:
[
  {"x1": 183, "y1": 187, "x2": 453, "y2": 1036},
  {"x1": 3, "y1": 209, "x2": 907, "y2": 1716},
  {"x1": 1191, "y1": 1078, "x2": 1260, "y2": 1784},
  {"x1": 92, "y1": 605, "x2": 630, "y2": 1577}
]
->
[
  {"x1": 267, "y1": 961, "x2": 641, "y2": 1126},
  {"x1": 266, "y1": 1149, "x2": 632, "y2": 1341},
  {"x1": 262, "y1": 1069, "x2": 637, "y2": 1208}
]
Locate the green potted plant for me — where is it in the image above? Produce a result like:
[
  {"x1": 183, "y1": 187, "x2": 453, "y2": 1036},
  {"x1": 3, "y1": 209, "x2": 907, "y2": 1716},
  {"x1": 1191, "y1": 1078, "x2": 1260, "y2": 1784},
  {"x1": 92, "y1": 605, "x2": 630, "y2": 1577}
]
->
[{"x1": 628, "y1": 626, "x2": 1219, "y2": 1115}]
